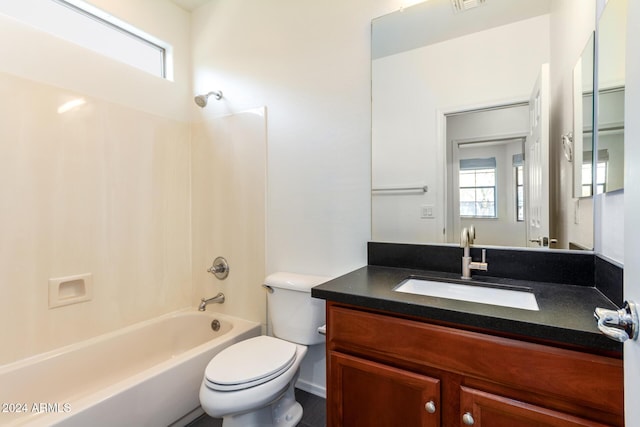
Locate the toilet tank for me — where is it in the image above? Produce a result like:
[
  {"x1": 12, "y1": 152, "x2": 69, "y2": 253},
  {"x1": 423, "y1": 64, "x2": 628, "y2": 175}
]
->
[{"x1": 265, "y1": 272, "x2": 331, "y2": 345}]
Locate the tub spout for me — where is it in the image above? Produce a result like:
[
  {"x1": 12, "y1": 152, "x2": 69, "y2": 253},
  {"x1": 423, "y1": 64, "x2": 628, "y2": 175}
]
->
[{"x1": 199, "y1": 292, "x2": 225, "y2": 311}]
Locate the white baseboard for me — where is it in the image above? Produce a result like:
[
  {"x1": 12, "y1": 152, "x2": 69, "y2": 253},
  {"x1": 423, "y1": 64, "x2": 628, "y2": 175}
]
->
[{"x1": 295, "y1": 378, "x2": 326, "y2": 399}]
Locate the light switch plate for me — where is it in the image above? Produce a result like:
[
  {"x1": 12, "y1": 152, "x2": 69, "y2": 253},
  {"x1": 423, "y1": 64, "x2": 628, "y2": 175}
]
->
[{"x1": 421, "y1": 205, "x2": 435, "y2": 219}]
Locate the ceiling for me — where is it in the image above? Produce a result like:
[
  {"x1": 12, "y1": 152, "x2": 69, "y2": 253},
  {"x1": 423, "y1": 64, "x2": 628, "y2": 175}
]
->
[
  {"x1": 170, "y1": 0, "x2": 210, "y2": 12},
  {"x1": 372, "y1": 0, "x2": 552, "y2": 59}
]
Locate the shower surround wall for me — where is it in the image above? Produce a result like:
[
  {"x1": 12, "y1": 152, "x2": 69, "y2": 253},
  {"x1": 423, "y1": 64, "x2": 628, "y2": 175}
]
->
[
  {"x1": 0, "y1": 1, "x2": 194, "y2": 365},
  {"x1": 0, "y1": 71, "x2": 192, "y2": 365},
  {"x1": 0, "y1": 0, "x2": 270, "y2": 366},
  {"x1": 190, "y1": 109, "x2": 267, "y2": 328}
]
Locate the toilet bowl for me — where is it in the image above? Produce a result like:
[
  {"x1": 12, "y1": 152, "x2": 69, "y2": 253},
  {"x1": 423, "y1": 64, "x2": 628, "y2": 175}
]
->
[
  {"x1": 199, "y1": 336, "x2": 308, "y2": 426},
  {"x1": 199, "y1": 272, "x2": 330, "y2": 427}
]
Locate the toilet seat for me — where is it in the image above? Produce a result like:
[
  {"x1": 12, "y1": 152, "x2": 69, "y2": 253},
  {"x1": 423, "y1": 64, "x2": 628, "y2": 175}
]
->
[{"x1": 204, "y1": 336, "x2": 298, "y2": 391}]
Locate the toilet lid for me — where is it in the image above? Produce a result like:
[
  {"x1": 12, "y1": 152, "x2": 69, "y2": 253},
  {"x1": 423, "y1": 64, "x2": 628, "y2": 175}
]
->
[{"x1": 205, "y1": 336, "x2": 298, "y2": 391}]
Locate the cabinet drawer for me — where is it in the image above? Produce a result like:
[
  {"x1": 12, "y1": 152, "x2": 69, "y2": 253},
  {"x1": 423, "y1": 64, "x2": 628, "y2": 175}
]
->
[{"x1": 327, "y1": 303, "x2": 623, "y2": 417}]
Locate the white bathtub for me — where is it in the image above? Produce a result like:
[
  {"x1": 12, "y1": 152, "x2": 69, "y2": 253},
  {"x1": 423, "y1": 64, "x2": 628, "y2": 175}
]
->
[{"x1": 0, "y1": 309, "x2": 261, "y2": 427}]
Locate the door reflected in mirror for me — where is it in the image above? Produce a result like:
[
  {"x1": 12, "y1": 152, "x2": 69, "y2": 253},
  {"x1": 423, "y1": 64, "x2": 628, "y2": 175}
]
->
[{"x1": 445, "y1": 104, "x2": 529, "y2": 247}]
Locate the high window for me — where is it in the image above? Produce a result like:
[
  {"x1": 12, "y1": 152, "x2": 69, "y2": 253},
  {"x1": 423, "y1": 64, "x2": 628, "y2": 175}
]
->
[{"x1": 0, "y1": 0, "x2": 172, "y2": 79}]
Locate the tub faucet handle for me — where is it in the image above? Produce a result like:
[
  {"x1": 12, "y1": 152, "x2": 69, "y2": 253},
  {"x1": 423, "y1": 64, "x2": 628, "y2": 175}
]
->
[{"x1": 207, "y1": 256, "x2": 229, "y2": 280}]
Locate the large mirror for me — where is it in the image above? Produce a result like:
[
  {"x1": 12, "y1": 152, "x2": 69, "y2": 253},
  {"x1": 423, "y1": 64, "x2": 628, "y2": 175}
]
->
[
  {"x1": 595, "y1": 0, "x2": 626, "y2": 195},
  {"x1": 371, "y1": 0, "x2": 595, "y2": 249},
  {"x1": 572, "y1": 33, "x2": 595, "y2": 198}
]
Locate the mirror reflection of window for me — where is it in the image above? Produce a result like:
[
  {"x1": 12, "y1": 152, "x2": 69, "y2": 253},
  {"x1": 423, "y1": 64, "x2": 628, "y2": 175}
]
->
[
  {"x1": 459, "y1": 158, "x2": 497, "y2": 218},
  {"x1": 582, "y1": 150, "x2": 609, "y2": 196},
  {"x1": 515, "y1": 161, "x2": 525, "y2": 222}
]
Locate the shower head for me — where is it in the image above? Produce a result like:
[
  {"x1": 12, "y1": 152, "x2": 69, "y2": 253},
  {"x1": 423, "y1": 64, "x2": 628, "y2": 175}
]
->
[{"x1": 194, "y1": 91, "x2": 223, "y2": 108}]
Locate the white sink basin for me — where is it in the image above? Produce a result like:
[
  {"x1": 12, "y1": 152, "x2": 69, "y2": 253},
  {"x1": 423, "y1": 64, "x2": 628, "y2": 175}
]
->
[{"x1": 394, "y1": 278, "x2": 539, "y2": 311}]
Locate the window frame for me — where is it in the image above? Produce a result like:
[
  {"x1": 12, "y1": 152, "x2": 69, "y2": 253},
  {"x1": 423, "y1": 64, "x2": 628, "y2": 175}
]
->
[
  {"x1": 0, "y1": 0, "x2": 172, "y2": 80},
  {"x1": 53, "y1": 0, "x2": 169, "y2": 79},
  {"x1": 459, "y1": 164, "x2": 498, "y2": 219},
  {"x1": 515, "y1": 164, "x2": 524, "y2": 222}
]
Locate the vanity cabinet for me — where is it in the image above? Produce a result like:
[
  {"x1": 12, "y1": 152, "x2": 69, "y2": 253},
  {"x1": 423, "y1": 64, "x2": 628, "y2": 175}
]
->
[
  {"x1": 459, "y1": 386, "x2": 612, "y2": 426},
  {"x1": 330, "y1": 352, "x2": 440, "y2": 426},
  {"x1": 325, "y1": 302, "x2": 623, "y2": 427}
]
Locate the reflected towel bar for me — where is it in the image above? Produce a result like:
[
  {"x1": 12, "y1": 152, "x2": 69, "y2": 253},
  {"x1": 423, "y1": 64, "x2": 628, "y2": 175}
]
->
[{"x1": 371, "y1": 185, "x2": 428, "y2": 194}]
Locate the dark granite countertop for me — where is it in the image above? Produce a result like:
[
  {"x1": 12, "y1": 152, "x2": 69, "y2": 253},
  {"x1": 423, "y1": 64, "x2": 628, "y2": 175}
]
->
[{"x1": 312, "y1": 265, "x2": 623, "y2": 355}]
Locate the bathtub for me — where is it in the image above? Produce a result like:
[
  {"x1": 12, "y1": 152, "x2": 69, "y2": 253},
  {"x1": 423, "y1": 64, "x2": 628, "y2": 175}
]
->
[{"x1": 0, "y1": 309, "x2": 261, "y2": 427}]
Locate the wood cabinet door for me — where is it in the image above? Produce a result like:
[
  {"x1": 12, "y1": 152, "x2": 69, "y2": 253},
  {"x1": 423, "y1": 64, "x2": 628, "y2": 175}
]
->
[
  {"x1": 459, "y1": 386, "x2": 613, "y2": 427},
  {"x1": 328, "y1": 352, "x2": 440, "y2": 427}
]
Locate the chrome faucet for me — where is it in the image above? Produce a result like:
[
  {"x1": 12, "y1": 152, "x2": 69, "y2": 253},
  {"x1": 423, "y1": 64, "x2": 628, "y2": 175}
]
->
[
  {"x1": 460, "y1": 225, "x2": 488, "y2": 280},
  {"x1": 198, "y1": 292, "x2": 225, "y2": 311}
]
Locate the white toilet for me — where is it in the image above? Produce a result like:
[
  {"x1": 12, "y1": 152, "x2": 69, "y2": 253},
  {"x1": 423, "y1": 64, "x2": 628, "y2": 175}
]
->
[{"x1": 199, "y1": 272, "x2": 329, "y2": 427}]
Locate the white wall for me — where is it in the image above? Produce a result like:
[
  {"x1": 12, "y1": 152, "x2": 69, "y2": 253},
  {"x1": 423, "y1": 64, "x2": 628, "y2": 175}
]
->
[
  {"x1": 372, "y1": 15, "x2": 550, "y2": 244},
  {"x1": 191, "y1": 0, "x2": 395, "y2": 279},
  {"x1": 190, "y1": 0, "x2": 400, "y2": 397},
  {"x1": 0, "y1": 0, "x2": 193, "y2": 364},
  {"x1": 191, "y1": 109, "x2": 267, "y2": 326}
]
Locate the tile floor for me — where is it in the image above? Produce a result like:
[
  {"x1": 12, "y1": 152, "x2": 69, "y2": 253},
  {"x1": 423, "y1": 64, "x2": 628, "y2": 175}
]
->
[{"x1": 187, "y1": 388, "x2": 326, "y2": 427}]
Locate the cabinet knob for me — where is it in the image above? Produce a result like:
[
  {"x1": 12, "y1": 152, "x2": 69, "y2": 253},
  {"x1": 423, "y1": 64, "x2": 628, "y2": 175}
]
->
[
  {"x1": 462, "y1": 412, "x2": 475, "y2": 425},
  {"x1": 424, "y1": 400, "x2": 436, "y2": 414}
]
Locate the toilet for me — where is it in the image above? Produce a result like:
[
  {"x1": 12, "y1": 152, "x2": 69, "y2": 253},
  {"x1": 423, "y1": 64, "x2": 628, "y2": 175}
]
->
[{"x1": 199, "y1": 272, "x2": 329, "y2": 427}]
